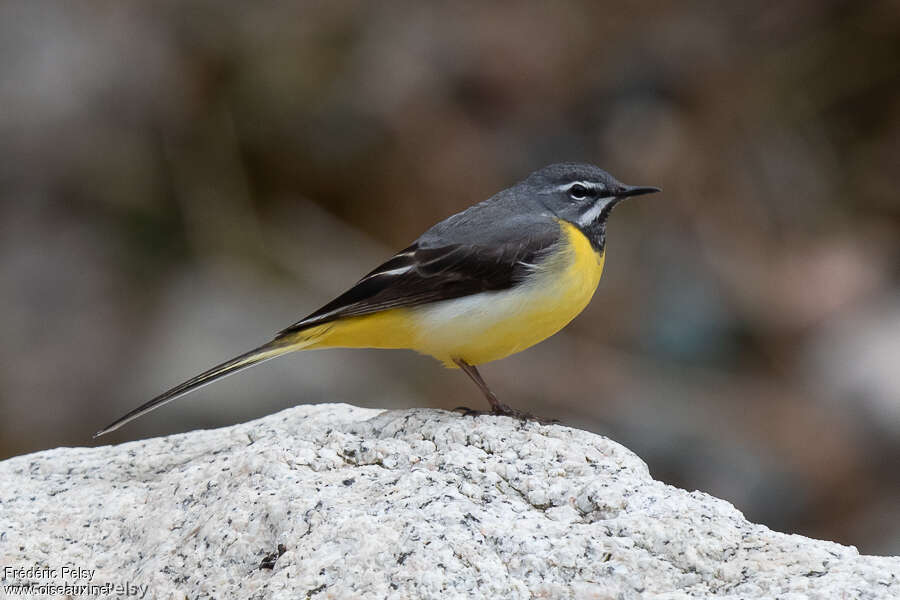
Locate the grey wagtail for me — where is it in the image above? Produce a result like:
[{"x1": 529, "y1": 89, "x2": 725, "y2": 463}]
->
[{"x1": 95, "y1": 163, "x2": 659, "y2": 436}]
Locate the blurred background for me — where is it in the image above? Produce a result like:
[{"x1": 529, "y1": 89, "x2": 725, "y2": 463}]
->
[{"x1": 2, "y1": 1, "x2": 898, "y2": 553}]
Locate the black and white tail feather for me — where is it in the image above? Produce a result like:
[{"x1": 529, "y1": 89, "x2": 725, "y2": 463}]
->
[{"x1": 92, "y1": 339, "x2": 301, "y2": 437}]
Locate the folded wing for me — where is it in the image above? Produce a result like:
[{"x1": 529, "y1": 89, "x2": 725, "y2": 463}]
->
[{"x1": 279, "y1": 229, "x2": 561, "y2": 335}]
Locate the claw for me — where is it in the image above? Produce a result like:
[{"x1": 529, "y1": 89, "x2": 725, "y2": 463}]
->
[{"x1": 453, "y1": 406, "x2": 481, "y2": 417}]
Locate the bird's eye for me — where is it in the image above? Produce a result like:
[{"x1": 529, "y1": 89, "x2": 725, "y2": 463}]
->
[{"x1": 568, "y1": 184, "x2": 592, "y2": 200}]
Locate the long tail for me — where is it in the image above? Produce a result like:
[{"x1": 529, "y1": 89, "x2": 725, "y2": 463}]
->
[{"x1": 94, "y1": 334, "x2": 316, "y2": 438}]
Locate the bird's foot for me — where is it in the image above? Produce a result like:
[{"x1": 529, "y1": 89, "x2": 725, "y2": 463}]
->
[
  {"x1": 454, "y1": 404, "x2": 559, "y2": 425},
  {"x1": 453, "y1": 406, "x2": 482, "y2": 417},
  {"x1": 492, "y1": 403, "x2": 560, "y2": 424}
]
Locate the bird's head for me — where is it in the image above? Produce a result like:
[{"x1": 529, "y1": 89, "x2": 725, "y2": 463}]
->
[{"x1": 525, "y1": 163, "x2": 660, "y2": 231}]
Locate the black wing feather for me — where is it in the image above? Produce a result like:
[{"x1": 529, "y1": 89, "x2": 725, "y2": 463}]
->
[{"x1": 279, "y1": 231, "x2": 560, "y2": 335}]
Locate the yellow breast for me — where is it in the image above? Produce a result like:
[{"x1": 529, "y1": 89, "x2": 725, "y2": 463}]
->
[
  {"x1": 304, "y1": 220, "x2": 605, "y2": 367},
  {"x1": 411, "y1": 220, "x2": 604, "y2": 366}
]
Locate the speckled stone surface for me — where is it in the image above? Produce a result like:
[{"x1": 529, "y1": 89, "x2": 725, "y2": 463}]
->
[{"x1": 1, "y1": 404, "x2": 898, "y2": 599}]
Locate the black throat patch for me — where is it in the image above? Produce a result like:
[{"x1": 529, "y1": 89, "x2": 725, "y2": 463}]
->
[{"x1": 579, "y1": 217, "x2": 608, "y2": 253}]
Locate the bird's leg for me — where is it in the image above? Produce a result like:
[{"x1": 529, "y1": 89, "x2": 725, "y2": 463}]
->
[
  {"x1": 453, "y1": 358, "x2": 527, "y2": 419},
  {"x1": 453, "y1": 358, "x2": 500, "y2": 409}
]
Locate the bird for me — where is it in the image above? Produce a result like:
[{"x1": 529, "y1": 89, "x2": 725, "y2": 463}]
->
[{"x1": 95, "y1": 163, "x2": 659, "y2": 437}]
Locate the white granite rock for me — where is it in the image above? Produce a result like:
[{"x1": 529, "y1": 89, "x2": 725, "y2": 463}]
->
[{"x1": 1, "y1": 404, "x2": 898, "y2": 599}]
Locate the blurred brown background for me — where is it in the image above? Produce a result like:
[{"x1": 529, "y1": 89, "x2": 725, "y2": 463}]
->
[{"x1": 2, "y1": 1, "x2": 898, "y2": 554}]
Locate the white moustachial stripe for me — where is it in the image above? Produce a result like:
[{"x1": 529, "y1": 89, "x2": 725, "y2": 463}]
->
[{"x1": 577, "y1": 197, "x2": 614, "y2": 227}]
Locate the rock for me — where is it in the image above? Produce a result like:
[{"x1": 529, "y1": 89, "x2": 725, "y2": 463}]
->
[{"x1": 1, "y1": 404, "x2": 897, "y2": 599}]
